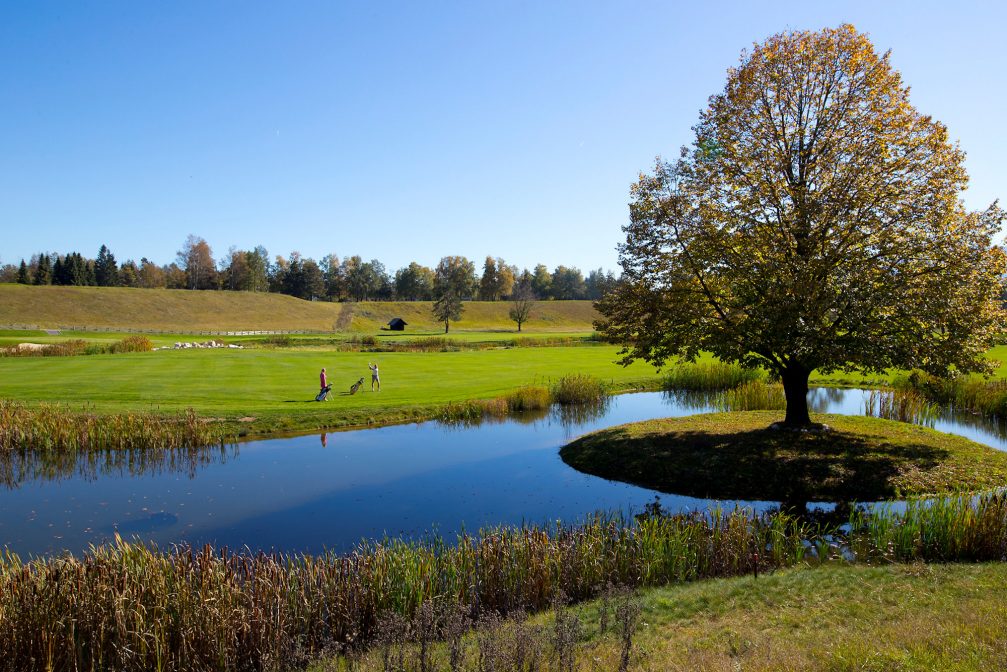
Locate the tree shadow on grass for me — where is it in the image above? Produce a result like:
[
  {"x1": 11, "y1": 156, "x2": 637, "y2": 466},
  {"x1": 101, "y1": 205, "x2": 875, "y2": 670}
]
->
[{"x1": 560, "y1": 426, "x2": 952, "y2": 503}]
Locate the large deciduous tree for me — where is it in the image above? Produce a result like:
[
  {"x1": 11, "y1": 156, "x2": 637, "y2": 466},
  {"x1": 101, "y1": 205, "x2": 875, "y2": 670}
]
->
[
  {"x1": 597, "y1": 25, "x2": 1007, "y2": 427},
  {"x1": 177, "y1": 235, "x2": 217, "y2": 290},
  {"x1": 433, "y1": 256, "x2": 476, "y2": 333}
]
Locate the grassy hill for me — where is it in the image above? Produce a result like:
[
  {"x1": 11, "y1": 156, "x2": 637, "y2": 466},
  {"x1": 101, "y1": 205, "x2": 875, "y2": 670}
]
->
[{"x1": 0, "y1": 284, "x2": 598, "y2": 333}]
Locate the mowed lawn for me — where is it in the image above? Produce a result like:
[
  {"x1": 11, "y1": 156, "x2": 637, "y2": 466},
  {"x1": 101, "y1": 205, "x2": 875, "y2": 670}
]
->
[{"x1": 0, "y1": 345, "x2": 662, "y2": 433}]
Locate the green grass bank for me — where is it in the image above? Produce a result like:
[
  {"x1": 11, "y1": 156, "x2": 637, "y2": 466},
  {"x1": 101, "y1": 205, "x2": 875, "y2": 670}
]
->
[
  {"x1": 561, "y1": 412, "x2": 1007, "y2": 501},
  {"x1": 314, "y1": 562, "x2": 1007, "y2": 672}
]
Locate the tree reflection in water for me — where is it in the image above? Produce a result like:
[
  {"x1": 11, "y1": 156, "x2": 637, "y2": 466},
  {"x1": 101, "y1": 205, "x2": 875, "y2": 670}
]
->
[{"x1": 0, "y1": 443, "x2": 237, "y2": 489}]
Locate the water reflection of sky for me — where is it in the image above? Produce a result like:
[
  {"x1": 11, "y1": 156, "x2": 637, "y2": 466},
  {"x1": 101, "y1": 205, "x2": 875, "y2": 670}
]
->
[{"x1": 2, "y1": 388, "x2": 1006, "y2": 557}]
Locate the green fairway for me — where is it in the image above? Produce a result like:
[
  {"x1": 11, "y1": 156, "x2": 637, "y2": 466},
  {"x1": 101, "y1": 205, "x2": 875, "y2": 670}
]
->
[{"x1": 0, "y1": 345, "x2": 662, "y2": 435}]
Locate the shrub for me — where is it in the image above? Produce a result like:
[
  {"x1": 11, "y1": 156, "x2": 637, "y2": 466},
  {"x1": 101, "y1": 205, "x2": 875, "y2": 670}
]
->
[
  {"x1": 109, "y1": 335, "x2": 153, "y2": 354},
  {"x1": 0, "y1": 339, "x2": 88, "y2": 357}
]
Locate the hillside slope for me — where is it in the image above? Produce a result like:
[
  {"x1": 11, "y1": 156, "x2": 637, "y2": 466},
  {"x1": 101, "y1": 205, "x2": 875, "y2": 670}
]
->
[{"x1": 0, "y1": 284, "x2": 598, "y2": 333}]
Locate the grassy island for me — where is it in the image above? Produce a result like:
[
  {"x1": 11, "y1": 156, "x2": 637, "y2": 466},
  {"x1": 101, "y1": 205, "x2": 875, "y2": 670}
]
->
[{"x1": 561, "y1": 412, "x2": 1007, "y2": 502}]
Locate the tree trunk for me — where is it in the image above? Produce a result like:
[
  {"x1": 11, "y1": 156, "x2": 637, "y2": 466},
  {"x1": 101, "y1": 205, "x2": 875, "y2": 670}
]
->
[
  {"x1": 780, "y1": 364, "x2": 811, "y2": 426},
  {"x1": 444, "y1": 321, "x2": 449, "y2": 334},
  {"x1": 517, "y1": 322, "x2": 522, "y2": 332}
]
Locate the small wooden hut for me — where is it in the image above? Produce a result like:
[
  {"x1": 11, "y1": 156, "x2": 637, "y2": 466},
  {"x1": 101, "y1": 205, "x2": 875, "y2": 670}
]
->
[{"x1": 387, "y1": 317, "x2": 407, "y2": 331}]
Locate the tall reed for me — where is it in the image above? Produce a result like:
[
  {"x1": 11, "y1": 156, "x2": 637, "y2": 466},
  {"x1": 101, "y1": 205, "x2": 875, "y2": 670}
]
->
[
  {"x1": 0, "y1": 509, "x2": 813, "y2": 671},
  {"x1": 505, "y1": 385, "x2": 551, "y2": 412},
  {"x1": 550, "y1": 374, "x2": 606, "y2": 405},
  {"x1": 894, "y1": 370, "x2": 1007, "y2": 420},
  {"x1": 849, "y1": 492, "x2": 1007, "y2": 563},
  {"x1": 716, "y1": 380, "x2": 786, "y2": 411},
  {"x1": 662, "y1": 361, "x2": 764, "y2": 392},
  {"x1": 0, "y1": 400, "x2": 227, "y2": 452},
  {"x1": 864, "y1": 388, "x2": 939, "y2": 425}
]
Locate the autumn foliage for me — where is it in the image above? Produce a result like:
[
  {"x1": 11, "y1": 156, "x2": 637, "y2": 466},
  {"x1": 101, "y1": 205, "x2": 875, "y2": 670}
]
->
[{"x1": 598, "y1": 25, "x2": 1006, "y2": 426}]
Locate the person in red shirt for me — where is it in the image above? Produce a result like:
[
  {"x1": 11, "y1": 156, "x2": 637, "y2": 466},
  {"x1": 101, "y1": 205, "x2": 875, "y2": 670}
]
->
[{"x1": 317, "y1": 367, "x2": 331, "y2": 401}]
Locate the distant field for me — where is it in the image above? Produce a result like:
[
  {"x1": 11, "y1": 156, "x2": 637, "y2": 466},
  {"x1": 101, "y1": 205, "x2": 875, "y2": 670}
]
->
[{"x1": 0, "y1": 284, "x2": 598, "y2": 333}]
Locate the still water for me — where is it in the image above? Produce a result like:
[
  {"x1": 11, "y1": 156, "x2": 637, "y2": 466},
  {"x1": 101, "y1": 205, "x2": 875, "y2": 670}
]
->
[{"x1": 2, "y1": 388, "x2": 1005, "y2": 557}]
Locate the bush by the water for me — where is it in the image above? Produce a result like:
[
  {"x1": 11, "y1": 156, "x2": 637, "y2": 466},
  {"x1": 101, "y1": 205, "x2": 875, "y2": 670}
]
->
[
  {"x1": 662, "y1": 361, "x2": 764, "y2": 392},
  {"x1": 551, "y1": 373, "x2": 606, "y2": 405}
]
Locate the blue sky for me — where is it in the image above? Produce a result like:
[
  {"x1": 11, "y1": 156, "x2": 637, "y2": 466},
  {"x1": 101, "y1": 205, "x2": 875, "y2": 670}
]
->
[{"x1": 2, "y1": 1, "x2": 1004, "y2": 273}]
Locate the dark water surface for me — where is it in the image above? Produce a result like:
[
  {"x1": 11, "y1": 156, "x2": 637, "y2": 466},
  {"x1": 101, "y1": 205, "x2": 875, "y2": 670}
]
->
[{"x1": 2, "y1": 388, "x2": 1006, "y2": 557}]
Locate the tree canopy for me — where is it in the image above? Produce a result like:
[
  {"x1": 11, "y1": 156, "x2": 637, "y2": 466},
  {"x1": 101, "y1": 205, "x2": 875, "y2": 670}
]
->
[{"x1": 597, "y1": 25, "x2": 1007, "y2": 426}]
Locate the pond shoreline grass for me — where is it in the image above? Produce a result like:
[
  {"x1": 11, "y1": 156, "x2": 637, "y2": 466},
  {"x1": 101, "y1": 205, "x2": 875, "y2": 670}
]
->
[{"x1": 5, "y1": 494, "x2": 1007, "y2": 671}]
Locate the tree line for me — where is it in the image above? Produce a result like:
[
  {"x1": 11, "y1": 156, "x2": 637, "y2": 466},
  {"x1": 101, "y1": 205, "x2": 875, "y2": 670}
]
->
[{"x1": 1, "y1": 235, "x2": 619, "y2": 302}]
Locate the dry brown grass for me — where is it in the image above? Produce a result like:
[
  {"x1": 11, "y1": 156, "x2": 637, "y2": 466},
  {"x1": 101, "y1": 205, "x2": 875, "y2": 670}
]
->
[{"x1": 0, "y1": 284, "x2": 598, "y2": 333}]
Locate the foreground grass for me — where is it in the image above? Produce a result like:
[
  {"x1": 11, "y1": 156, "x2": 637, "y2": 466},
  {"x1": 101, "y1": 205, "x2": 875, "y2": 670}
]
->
[
  {"x1": 0, "y1": 346, "x2": 662, "y2": 435},
  {"x1": 561, "y1": 412, "x2": 1007, "y2": 501},
  {"x1": 315, "y1": 562, "x2": 1007, "y2": 672},
  {"x1": 626, "y1": 562, "x2": 1007, "y2": 672}
]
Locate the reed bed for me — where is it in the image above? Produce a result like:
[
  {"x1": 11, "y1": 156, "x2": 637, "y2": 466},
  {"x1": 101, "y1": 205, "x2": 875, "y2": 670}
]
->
[
  {"x1": 895, "y1": 371, "x2": 1007, "y2": 420},
  {"x1": 439, "y1": 377, "x2": 605, "y2": 425},
  {"x1": 661, "y1": 361, "x2": 764, "y2": 392},
  {"x1": 436, "y1": 398, "x2": 510, "y2": 424},
  {"x1": 5, "y1": 496, "x2": 1007, "y2": 670},
  {"x1": 864, "y1": 388, "x2": 939, "y2": 425},
  {"x1": 505, "y1": 385, "x2": 551, "y2": 412},
  {"x1": 0, "y1": 400, "x2": 228, "y2": 452},
  {"x1": 716, "y1": 380, "x2": 786, "y2": 411},
  {"x1": 0, "y1": 509, "x2": 812, "y2": 672},
  {"x1": 849, "y1": 492, "x2": 1007, "y2": 563},
  {"x1": 550, "y1": 374, "x2": 607, "y2": 405}
]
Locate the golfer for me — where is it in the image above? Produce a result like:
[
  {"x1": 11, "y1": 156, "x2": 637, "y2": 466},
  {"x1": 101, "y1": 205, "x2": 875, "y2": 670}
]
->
[
  {"x1": 368, "y1": 362, "x2": 380, "y2": 392},
  {"x1": 320, "y1": 367, "x2": 328, "y2": 391}
]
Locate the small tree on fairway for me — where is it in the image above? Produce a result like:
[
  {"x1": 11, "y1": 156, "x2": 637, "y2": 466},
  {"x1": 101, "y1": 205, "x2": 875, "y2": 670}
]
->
[
  {"x1": 508, "y1": 285, "x2": 536, "y2": 332},
  {"x1": 433, "y1": 291, "x2": 463, "y2": 333},
  {"x1": 432, "y1": 256, "x2": 475, "y2": 333},
  {"x1": 598, "y1": 25, "x2": 1007, "y2": 427}
]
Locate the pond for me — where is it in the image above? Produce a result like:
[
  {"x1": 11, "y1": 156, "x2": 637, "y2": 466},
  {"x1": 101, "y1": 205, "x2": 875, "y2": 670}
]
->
[{"x1": 2, "y1": 387, "x2": 1006, "y2": 557}]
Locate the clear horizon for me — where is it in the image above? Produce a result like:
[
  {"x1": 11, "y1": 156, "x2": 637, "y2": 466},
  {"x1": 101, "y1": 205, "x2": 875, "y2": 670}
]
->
[{"x1": 3, "y1": 1, "x2": 1004, "y2": 272}]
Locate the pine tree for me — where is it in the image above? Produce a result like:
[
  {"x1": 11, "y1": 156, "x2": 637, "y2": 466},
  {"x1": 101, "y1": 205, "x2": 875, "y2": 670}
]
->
[
  {"x1": 95, "y1": 245, "x2": 119, "y2": 286},
  {"x1": 32, "y1": 253, "x2": 51, "y2": 285}
]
